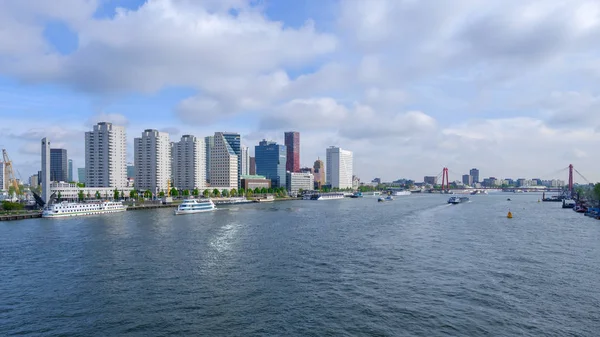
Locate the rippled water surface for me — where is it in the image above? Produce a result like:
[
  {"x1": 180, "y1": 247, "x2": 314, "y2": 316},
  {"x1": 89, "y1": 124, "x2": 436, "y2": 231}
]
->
[{"x1": 1, "y1": 193, "x2": 600, "y2": 336}]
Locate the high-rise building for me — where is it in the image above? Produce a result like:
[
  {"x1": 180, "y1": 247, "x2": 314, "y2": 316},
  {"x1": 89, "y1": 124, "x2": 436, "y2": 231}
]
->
[
  {"x1": 255, "y1": 139, "x2": 287, "y2": 188},
  {"x1": 85, "y1": 122, "x2": 127, "y2": 188},
  {"x1": 284, "y1": 131, "x2": 300, "y2": 173},
  {"x1": 127, "y1": 163, "x2": 135, "y2": 178},
  {"x1": 134, "y1": 129, "x2": 171, "y2": 194},
  {"x1": 29, "y1": 174, "x2": 39, "y2": 188},
  {"x1": 222, "y1": 132, "x2": 242, "y2": 186},
  {"x1": 50, "y1": 148, "x2": 68, "y2": 182},
  {"x1": 204, "y1": 135, "x2": 214, "y2": 184},
  {"x1": 210, "y1": 132, "x2": 239, "y2": 190},
  {"x1": 326, "y1": 146, "x2": 353, "y2": 189},
  {"x1": 241, "y1": 146, "x2": 250, "y2": 176},
  {"x1": 171, "y1": 135, "x2": 206, "y2": 191},
  {"x1": 249, "y1": 156, "x2": 256, "y2": 175},
  {"x1": 469, "y1": 168, "x2": 479, "y2": 183},
  {"x1": 462, "y1": 174, "x2": 473, "y2": 186},
  {"x1": 41, "y1": 138, "x2": 51, "y2": 204},
  {"x1": 78, "y1": 168, "x2": 86, "y2": 184},
  {"x1": 313, "y1": 158, "x2": 325, "y2": 188},
  {"x1": 68, "y1": 159, "x2": 73, "y2": 182}
]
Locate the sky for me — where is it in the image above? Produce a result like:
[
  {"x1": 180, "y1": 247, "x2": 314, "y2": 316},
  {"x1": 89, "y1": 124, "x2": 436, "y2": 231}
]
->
[{"x1": 0, "y1": 0, "x2": 599, "y2": 184}]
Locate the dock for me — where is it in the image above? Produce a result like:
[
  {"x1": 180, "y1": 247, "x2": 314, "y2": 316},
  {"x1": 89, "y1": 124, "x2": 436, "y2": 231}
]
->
[
  {"x1": 0, "y1": 212, "x2": 42, "y2": 221},
  {"x1": 126, "y1": 203, "x2": 177, "y2": 210}
]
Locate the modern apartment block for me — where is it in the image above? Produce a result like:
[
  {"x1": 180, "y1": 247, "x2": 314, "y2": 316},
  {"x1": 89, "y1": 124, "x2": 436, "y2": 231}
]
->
[
  {"x1": 326, "y1": 146, "x2": 353, "y2": 189},
  {"x1": 286, "y1": 172, "x2": 314, "y2": 195},
  {"x1": 462, "y1": 174, "x2": 473, "y2": 186},
  {"x1": 424, "y1": 176, "x2": 438, "y2": 185},
  {"x1": 171, "y1": 135, "x2": 206, "y2": 191},
  {"x1": 78, "y1": 168, "x2": 86, "y2": 184},
  {"x1": 134, "y1": 129, "x2": 171, "y2": 193},
  {"x1": 241, "y1": 146, "x2": 250, "y2": 176},
  {"x1": 249, "y1": 156, "x2": 256, "y2": 175},
  {"x1": 85, "y1": 122, "x2": 127, "y2": 188},
  {"x1": 284, "y1": 131, "x2": 300, "y2": 173},
  {"x1": 255, "y1": 139, "x2": 287, "y2": 188},
  {"x1": 209, "y1": 132, "x2": 239, "y2": 190},
  {"x1": 50, "y1": 148, "x2": 68, "y2": 182},
  {"x1": 68, "y1": 159, "x2": 73, "y2": 182}
]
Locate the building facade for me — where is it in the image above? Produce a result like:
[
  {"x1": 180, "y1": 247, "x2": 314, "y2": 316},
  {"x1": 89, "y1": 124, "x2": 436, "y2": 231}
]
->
[
  {"x1": 255, "y1": 140, "x2": 287, "y2": 188},
  {"x1": 127, "y1": 163, "x2": 135, "y2": 178},
  {"x1": 134, "y1": 129, "x2": 171, "y2": 193},
  {"x1": 29, "y1": 174, "x2": 39, "y2": 188},
  {"x1": 78, "y1": 168, "x2": 86, "y2": 184},
  {"x1": 424, "y1": 176, "x2": 438, "y2": 185},
  {"x1": 313, "y1": 158, "x2": 325, "y2": 188},
  {"x1": 41, "y1": 138, "x2": 51, "y2": 204},
  {"x1": 286, "y1": 172, "x2": 314, "y2": 195},
  {"x1": 249, "y1": 157, "x2": 256, "y2": 175},
  {"x1": 171, "y1": 135, "x2": 206, "y2": 191},
  {"x1": 462, "y1": 174, "x2": 473, "y2": 186},
  {"x1": 469, "y1": 168, "x2": 480, "y2": 183},
  {"x1": 68, "y1": 159, "x2": 73, "y2": 182},
  {"x1": 284, "y1": 131, "x2": 300, "y2": 173},
  {"x1": 241, "y1": 146, "x2": 250, "y2": 176},
  {"x1": 85, "y1": 122, "x2": 127, "y2": 188},
  {"x1": 50, "y1": 148, "x2": 68, "y2": 182},
  {"x1": 204, "y1": 135, "x2": 214, "y2": 183},
  {"x1": 240, "y1": 175, "x2": 271, "y2": 190},
  {"x1": 326, "y1": 146, "x2": 353, "y2": 189},
  {"x1": 0, "y1": 161, "x2": 5, "y2": 191},
  {"x1": 50, "y1": 182, "x2": 134, "y2": 201},
  {"x1": 209, "y1": 132, "x2": 239, "y2": 190}
]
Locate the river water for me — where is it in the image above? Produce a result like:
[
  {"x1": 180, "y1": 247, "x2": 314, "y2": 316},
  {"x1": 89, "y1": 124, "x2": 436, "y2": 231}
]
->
[{"x1": 1, "y1": 193, "x2": 599, "y2": 336}]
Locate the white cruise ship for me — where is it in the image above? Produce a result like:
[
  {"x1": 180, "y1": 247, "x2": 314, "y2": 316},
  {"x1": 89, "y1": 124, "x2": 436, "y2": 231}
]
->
[
  {"x1": 42, "y1": 201, "x2": 127, "y2": 218},
  {"x1": 310, "y1": 192, "x2": 345, "y2": 200},
  {"x1": 174, "y1": 198, "x2": 216, "y2": 215}
]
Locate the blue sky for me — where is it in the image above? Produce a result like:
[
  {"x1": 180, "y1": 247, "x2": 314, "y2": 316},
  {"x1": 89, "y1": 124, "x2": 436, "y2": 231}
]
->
[{"x1": 1, "y1": 0, "x2": 600, "y2": 183}]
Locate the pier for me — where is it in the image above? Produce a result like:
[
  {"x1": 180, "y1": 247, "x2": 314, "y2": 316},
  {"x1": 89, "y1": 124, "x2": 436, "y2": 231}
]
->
[{"x1": 0, "y1": 212, "x2": 42, "y2": 221}]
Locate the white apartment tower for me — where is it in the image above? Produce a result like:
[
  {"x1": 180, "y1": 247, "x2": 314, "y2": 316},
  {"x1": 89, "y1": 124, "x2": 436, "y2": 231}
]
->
[
  {"x1": 85, "y1": 122, "x2": 127, "y2": 188},
  {"x1": 210, "y1": 132, "x2": 239, "y2": 190},
  {"x1": 171, "y1": 135, "x2": 207, "y2": 191},
  {"x1": 134, "y1": 129, "x2": 171, "y2": 194},
  {"x1": 326, "y1": 146, "x2": 353, "y2": 189},
  {"x1": 241, "y1": 146, "x2": 250, "y2": 176},
  {"x1": 41, "y1": 137, "x2": 51, "y2": 204}
]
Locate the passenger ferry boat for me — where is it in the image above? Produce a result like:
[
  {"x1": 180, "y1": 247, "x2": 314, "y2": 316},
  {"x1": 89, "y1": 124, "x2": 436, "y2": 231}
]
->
[
  {"x1": 174, "y1": 198, "x2": 216, "y2": 215},
  {"x1": 42, "y1": 201, "x2": 127, "y2": 218},
  {"x1": 310, "y1": 192, "x2": 345, "y2": 200},
  {"x1": 448, "y1": 196, "x2": 470, "y2": 204},
  {"x1": 390, "y1": 190, "x2": 411, "y2": 196}
]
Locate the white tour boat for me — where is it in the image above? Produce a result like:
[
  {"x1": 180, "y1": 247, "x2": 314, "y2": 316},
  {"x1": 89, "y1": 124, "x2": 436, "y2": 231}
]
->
[
  {"x1": 174, "y1": 198, "x2": 216, "y2": 215},
  {"x1": 391, "y1": 190, "x2": 411, "y2": 196},
  {"x1": 310, "y1": 192, "x2": 345, "y2": 200},
  {"x1": 42, "y1": 201, "x2": 127, "y2": 218}
]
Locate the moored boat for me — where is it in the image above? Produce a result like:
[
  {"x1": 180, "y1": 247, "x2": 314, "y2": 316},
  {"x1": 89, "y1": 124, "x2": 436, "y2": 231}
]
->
[
  {"x1": 174, "y1": 198, "x2": 216, "y2": 215},
  {"x1": 310, "y1": 192, "x2": 345, "y2": 200},
  {"x1": 42, "y1": 201, "x2": 127, "y2": 218}
]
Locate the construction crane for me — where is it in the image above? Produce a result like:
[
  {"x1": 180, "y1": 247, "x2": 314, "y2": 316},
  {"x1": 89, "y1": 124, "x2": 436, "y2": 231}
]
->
[{"x1": 2, "y1": 149, "x2": 19, "y2": 196}]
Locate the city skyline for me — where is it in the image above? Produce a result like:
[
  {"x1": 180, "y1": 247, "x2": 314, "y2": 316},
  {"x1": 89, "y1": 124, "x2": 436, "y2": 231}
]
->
[{"x1": 0, "y1": 1, "x2": 599, "y2": 183}]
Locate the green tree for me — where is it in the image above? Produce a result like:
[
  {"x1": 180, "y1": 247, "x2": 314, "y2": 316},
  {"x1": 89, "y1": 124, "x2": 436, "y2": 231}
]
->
[
  {"x1": 230, "y1": 188, "x2": 237, "y2": 197},
  {"x1": 159, "y1": 191, "x2": 165, "y2": 197},
  {"x1": 238, "y1": 188, "x2": 245, "y2": 196},
  {"x1": 113, "y1": 188, "x2": 119, "y2": 200},
  {"x1": 120, "y1": 190, "x2": 124, "y2": 199},
  {"x1": 267, "y1": 188, "x2": 274, "y2": 194},
  {"x1": 203, "y1": 189, "x2": 210, "y2": 198},
  {"x1": 130, "y1": 190, "x2": 137, "y2": 200},
  {"x1": 212, "y1": 189, "x2": 221, "y2": 197},
  {"x1": 246, "y1": 190, "x2": 253, "y2": 197},
  {"x1": 222, "y1": 189, "x2": 230, "y2": 197},
  {"x1": 1, "y1": 201, "x2": 24, "y2": 211},
  {"x1": 254, "y1": 187, "x2": 260, "y2": 194},
  {"x1": 144, "y1": 190, "x2": 152, "y2": 198},
  {"x1": 78, "y1": 190, "x2": 85, "y2": 201},
  {"x1": 57, "y1": 191, "x2": 62, "y2": 201},
  {"x1": 169, "y1": 188, "x2": 178, "y2": 197},
  {"x1": 260, "y1": 187, "x2": 267, "y2": 194},
  {"x1": 77, "y1": 182, "x2": 85, "y2": 188},
  {"x1": 8, "y1": 186, "x2": 15, "y2": 197},
  {"x1": 192, "y1": 188, "x2": 199, "y2": 197},
  {"x1": 593, "y1": 183, "x2": 600, "y2": 202},
  {"x1": 183, "y1": 189, "x2": 190, "y2": 197}
]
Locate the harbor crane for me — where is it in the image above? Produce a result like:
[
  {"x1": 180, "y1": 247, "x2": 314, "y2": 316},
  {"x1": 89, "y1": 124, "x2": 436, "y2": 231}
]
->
[{"x1": 2, "y1": 149, "x2": 20, "y2": 196}]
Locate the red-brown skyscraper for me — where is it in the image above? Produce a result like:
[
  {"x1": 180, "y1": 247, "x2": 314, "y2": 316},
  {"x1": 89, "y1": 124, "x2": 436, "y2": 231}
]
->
[{"x1": 284, "y1": 131, "x2": 300, "y2": 172}]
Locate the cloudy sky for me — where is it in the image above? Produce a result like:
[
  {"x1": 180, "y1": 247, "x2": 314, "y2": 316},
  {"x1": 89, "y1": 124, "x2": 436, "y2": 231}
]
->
[{"x1": 0, "y1": 0, "x2": 599, "y2": 183}]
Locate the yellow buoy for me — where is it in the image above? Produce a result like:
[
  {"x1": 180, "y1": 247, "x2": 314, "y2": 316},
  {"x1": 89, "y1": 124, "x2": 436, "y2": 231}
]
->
[{"x1": 507, "y1": 211, "x2": 513, "y2": 219}]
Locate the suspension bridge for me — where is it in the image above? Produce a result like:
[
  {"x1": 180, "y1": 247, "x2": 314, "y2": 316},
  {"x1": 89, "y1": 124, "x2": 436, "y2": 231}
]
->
[{"x1": 434, "y1": 164, "x2": 592, "y2": 195}]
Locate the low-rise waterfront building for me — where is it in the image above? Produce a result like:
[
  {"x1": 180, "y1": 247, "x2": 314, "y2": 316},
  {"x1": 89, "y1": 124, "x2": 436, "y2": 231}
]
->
[
  {"x1": 240, "y1": 175, "x2": 271, "y2": 190},
  {"x1": 50, "y1": 182, "x2": 135, "y2": 201},
  {"x1": 286, "y1": 172, "x2": 314, "y2": 196}
]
